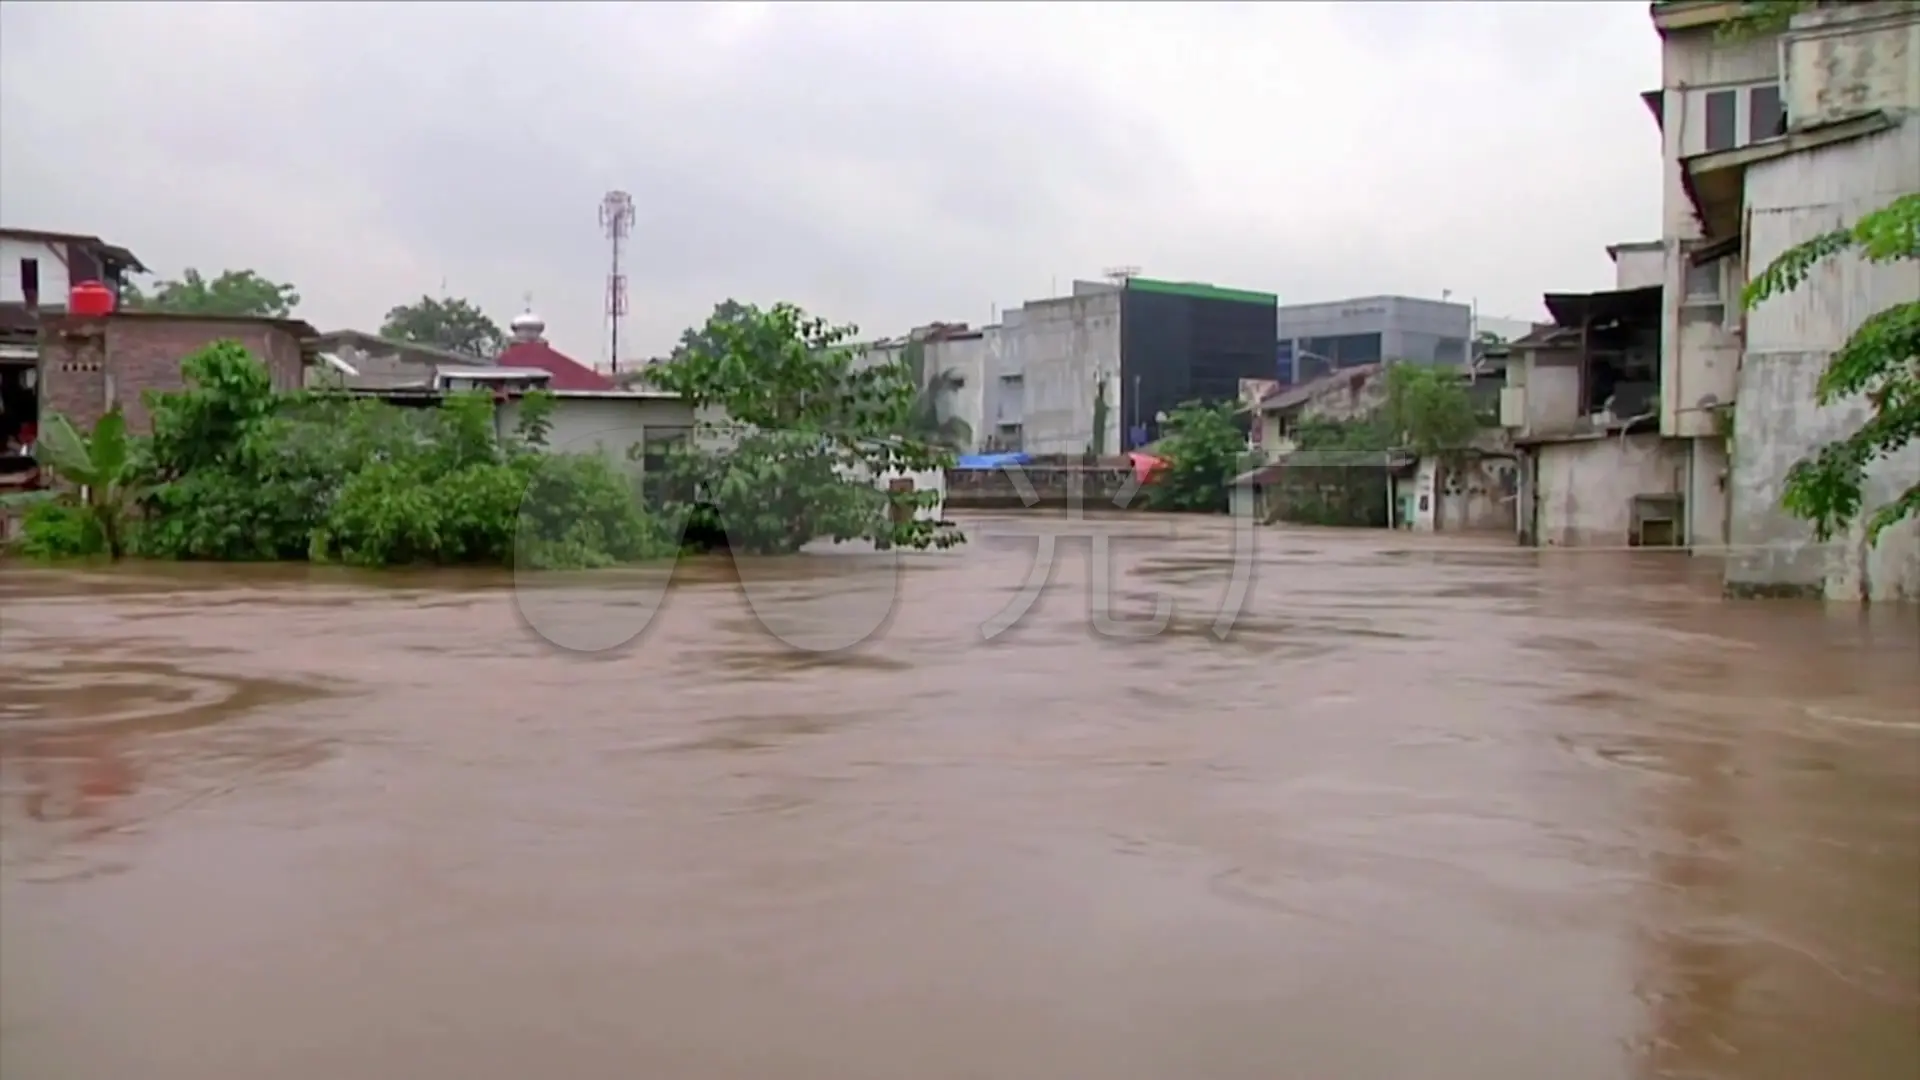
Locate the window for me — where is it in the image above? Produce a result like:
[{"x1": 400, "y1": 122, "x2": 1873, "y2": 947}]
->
[
  {"x1": 1301, "y1": 332, "x2": 1383, "y2": 370},
  {"x1": 18, "y1": 258, "x2": 38, "y2": 303},
  {"x1": 1748, "y1": 84, "x2": 1784, "y2": 143},
  {"x1": 1685, "y1": 259, "x2": 1722, "y2": 301},
  {"x1": 1704, "y1": 89, "x2": 1739, "y2": 152},
  {"x1": 1700, "y1": 82, "x2": 1783, "y2": 153}
]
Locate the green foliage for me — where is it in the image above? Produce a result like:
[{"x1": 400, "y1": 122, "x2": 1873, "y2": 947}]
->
[
  {"x1": 1715, "y1": 1, "x2": 1809, "y2": 41},
  {"x1": 380, "y1": 295, "x2": 506, "y2": 359},
  {"x1": 1143, "y1": 400, "x2": 1248, "y2": 513},
  {"x1": 901, "y1": 339, "x2": 974, "y2": 451},
  {"x1": 9, "y1": 502, "x2": 107, "y2": 559},
  {"x1": 122, "y1": 268, "x2": 299, "y2": 318},
  {"x1": 14, "y1": 342, "x2": 674, "y2": 569},
  {"x1": 1379, "y1": 362, "x2": 1480, "y2": 456},
  {"x1": 648, "y1": 301, "x2": 962, "y2": 554},
  {"x1": 1744, "y1": 193, "x2": 1920, "y2": 542},
  {"x1": 1291, "y1": 415, "x2": 1392, "y2": 453},
  {"x1": 3, "y1": 407, "x2": 143, "y2": 558}
]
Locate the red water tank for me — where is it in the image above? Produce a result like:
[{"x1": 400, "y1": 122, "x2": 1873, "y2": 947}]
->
[{"x1": 69, "y1": 280, "x2": 116, "y2": 317}]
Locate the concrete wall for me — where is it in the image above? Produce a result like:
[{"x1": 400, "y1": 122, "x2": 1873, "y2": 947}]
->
[
  {"x1": 1000, "y1": 290, "x2": 1121, "y2": 455},
  {"x1": 1532, "y1": 434, "x2": 1688, "y2": 547},
  {"x1": 495, "y1": 394, "x2": 700, "y2": 478},
  {"x1": 1507, "y1": 351, "x2": 1584, "y2": 436},
  {"x1": 1728, "y1": 120, "x2": 1920, "y2": 600},
  {"x1": 922, "y1": 328, "x2": 1003, "y2": 453},
  {"x1": 1612, "y1": 242, "x2": 1666, "y2": 289},
  {"x1": 1783, "y1": 2, "x2": 1920, "y2": 128},
  {"x1": 1439, "y1": 456, "x2": 1520, "y2": 533},
  {"x1": 1657, "y1": 25, "x2": 1781, "y2": 440},
  {"x1": 1686, "y1": 436, "x2": 1732, "y2": 553},
  {"x1": 37, "y1": 314, "x2": 305, "y2": 434}
]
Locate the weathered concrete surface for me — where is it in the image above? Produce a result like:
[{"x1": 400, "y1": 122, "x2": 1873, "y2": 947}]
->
[
  {"x1": 1529, "y1": 434, "x2": 1688, "y2": 547},
  {"x1": 3, "y1": 520, "x2": 1917, "y2": 1080},
  {"x1": 1731, "y1": 119, "x2": 1920, "y2": 602}
]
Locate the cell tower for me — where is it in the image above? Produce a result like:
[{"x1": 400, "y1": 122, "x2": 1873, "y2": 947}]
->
[{"x1": 598, "y1": 190, "x2": 636, "y2": 372}]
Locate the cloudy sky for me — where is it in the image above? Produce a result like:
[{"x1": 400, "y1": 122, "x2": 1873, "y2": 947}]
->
[{"x1": 1, "y1": 1, "x2": 1662, "y2": 367}]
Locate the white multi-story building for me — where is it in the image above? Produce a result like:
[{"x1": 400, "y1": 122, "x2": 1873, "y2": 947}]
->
[{"x1": 1651, "y1": 0, "x2": 1919, "y2": 599}]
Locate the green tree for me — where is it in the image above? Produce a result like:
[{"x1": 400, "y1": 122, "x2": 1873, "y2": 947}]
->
[
  {"x1": 3, "y1": 407, "x2": 141, "y2": 558},
  {"x1": 1743, "y1": 193, "x2": 1919, "y2": 542},
  {"x1": 1379, "y1": 362, "x2": 1480, "y2": 456},
  {"x1": 122, "y1": 268, "x2": 300, "y2": 318},
  {"x1": 901, "y1": 339, "x2": 973, "y2": 450},
  {"x1": 380, "y1": 295, "x2": 505, "y2": 359},
  {"x1": 647, "y1": 301, "x2": 963, "y2": 554},
  {"x1": 1143, "y1": 400, "x2": 1248, "y2": 513}
]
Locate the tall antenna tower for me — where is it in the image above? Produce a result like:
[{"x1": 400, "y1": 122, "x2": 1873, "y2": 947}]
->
[{"x1": 598, "y1": 190, "x2": 636, "y2": 372}]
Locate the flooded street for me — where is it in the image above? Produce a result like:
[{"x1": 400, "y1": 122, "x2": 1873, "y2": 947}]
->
[{"x1": 2, "y1": 513, "x2": 1916, "y2": 1080}]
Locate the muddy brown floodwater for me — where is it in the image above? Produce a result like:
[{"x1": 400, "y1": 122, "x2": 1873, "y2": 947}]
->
[{"x1": 2, "y1": 513, "x2": 1917, "y2": 1080}]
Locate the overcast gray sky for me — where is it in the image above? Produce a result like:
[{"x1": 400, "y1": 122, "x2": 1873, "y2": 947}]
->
[{"x1": 0, "y1": 1, "x2": 1663, "y2": 367}]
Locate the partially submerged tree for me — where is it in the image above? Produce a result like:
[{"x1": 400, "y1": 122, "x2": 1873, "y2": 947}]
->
[
  {"x1": 647, "y1": 302, "x2": 963, "y2": 554},
  {"x1": 122, "y1": 268, "x2": 300, "y2": 318},
  {"x1": 1379, "y1": 362, "x2": 1480, "y2": 457},
  {"x1": 1743, "y1": 193, "x2": 1919, "y2": 542},
  {"x1": 380, "y1": 295, "x2": 506, "y2": 359},
  {"x1": 1143, "y1": 400, "x2": 1249, "y2": 514}
]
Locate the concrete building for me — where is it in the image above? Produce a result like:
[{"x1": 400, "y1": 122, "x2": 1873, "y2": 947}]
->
[
  {"x1": 1277, "y1": 295, "x2": 1471, "y2": 383},
  {"x1": 1501, "y1": 268, "x2": 1689, "y2": 549},
  {"x1": 0, "y1": 228, "x2": 145, "y2": 315},
  {"x1": 1656, "y1": 0, "x2": 1919, "y2": 600},
  {"x1": 884, "y1": 276, "x2": 1278, "y2": 456}
]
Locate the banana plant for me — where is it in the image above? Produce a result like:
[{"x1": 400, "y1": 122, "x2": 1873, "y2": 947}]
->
[{"x1": 0, "y1": 407, "x2": 140, "y2": 558}]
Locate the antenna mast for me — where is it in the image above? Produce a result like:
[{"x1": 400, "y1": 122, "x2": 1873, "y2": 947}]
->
[{"x1": 599, "y1": 190, "x2": 635, "y2": 372}]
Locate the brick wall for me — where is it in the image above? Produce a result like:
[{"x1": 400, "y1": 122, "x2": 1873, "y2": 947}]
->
[{"x1": 37, "y1": 315, "x2": 305, "y2": 432}]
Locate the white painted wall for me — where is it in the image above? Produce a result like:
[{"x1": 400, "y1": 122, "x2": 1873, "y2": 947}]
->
[
  {"x1": 0, "y1": 236, "x2": 67, "y2": 306},
  {"x1": 1410, "y1": 457, "x2": 1439, "y2": 532},
  {"x1": 1003, "y1": 291, "x2": 1121, "y2": 455},
  {"x1": 494, "y1": 395, "x2": 700, "y2": 477},
  {"x1": 1613, "y1": 244, "x2": 1666, "y2": 290},
  {"x1": 1533, "y1": 434, "x2": 1687, "y2": 547},
  {"x1": 1519, "y1": 355, "x2": 1584, "y2": 435},
  {"x1": 1657, "y1": 26, "x2": 1781, "y2": 441}
]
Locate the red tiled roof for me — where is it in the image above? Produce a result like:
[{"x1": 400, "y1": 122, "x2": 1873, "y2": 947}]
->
[{"x1": 496, "y1": 339, "x2": 616, "y2": 391}]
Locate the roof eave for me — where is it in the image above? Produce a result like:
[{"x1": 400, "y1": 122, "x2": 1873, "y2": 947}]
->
[
  {"x1": 1651, "y1": 0, "x2": 1760, "y2": 35},
  {"x1": 1681, "y1": 109, "x2": 1898, "y2": 241}
]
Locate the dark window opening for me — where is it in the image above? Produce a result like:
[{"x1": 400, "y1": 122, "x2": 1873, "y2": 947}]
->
[
  {"x1": 641, "y1": 427, "x2": 693, "y2": 506},
  {"x1": 18, "y1": 258, "x2": 39, "y2": 307},
  {"x1": 1300, "y1": 332, "x2": 1383, "y2": 373},
  {"x1": 1581, "y1": 313, "x2": 1661, "y2": 420},
  {"x1": 1748, "y1": 84, "x2": 1784, "y2": 143},
  {"x1": 1, "y1": 363, "x2": 41, "y2": 467},
  {"x1": 1704, "y1": 89, "x2": 1738, "y2": 152}
]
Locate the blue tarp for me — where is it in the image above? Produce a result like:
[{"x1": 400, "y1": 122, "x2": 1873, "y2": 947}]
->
[{"x1": 953, "y1": 452, "x2": 1032, "y2": 469}]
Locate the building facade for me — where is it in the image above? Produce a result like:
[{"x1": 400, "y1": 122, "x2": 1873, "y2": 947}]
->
[
  {"x1": 35, "y1": 312, "x2": 316, "y2": 434},
  {"x1": 1277, "y1": 295, "x2": 1471, "y2": 383},
  {"x1": 883, "y1": 276, "x2": 1277, "y2": 456},
  {"x1": 1659, "y1": 0, "x2": 1920, "y2": 600}
]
